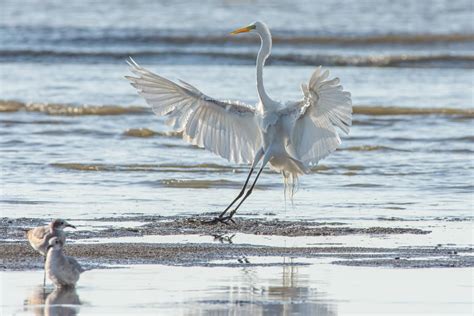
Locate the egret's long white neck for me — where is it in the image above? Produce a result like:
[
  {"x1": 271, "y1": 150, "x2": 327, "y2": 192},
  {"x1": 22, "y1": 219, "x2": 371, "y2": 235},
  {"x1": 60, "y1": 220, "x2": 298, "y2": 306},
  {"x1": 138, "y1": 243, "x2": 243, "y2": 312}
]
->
[{"x1": 256, "y1": 26, "x2": 273, "y2": 108}]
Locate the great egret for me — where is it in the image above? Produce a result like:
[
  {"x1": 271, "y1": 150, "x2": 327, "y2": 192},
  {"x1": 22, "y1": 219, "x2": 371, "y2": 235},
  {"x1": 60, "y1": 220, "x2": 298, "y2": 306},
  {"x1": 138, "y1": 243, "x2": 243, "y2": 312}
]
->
[{"x1": 126, "y1": 21, "x2": 352, "y2": 223}]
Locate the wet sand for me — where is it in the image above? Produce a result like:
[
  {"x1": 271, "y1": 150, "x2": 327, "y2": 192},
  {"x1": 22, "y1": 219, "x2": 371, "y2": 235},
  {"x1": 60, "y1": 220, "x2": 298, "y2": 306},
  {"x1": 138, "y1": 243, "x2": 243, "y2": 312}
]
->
[
  {"x1": 1, "y1": 214, "x2": 431, "y2": 239},
  {"x1": 2, "y1": 241, "x2": 472, "y2": 271},
  {"x1": 2, "y1": 215, "x2": 472, "y2": 314},
  {"x1": 1, "y1": 215, "x2": 472, "y2": 271}
]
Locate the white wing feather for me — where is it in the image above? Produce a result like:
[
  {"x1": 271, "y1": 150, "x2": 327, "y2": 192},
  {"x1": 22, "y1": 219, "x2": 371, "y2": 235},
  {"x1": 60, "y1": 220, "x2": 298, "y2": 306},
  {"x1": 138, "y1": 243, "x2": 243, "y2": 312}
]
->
[
  {"x1": 126, "y1": 58, "x2": 261, "y2": 164},
  {"x1": 285, "y1": 67, "x2": 352, "y2": 166}
]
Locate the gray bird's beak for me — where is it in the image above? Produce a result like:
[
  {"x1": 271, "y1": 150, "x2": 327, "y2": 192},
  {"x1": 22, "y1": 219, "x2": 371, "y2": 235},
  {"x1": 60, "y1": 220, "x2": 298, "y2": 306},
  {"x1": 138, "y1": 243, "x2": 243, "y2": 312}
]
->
[{"x1": 66, "y1": 223, "x2": 76, "y2": 229}]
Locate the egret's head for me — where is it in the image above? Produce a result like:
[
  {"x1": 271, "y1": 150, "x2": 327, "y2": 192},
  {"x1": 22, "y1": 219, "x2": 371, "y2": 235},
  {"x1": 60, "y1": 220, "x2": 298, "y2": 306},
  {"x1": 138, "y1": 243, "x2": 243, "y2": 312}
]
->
[
  {"x1": 51, "y1": 219, "x2": 76, "y2": 230},
  {"x1": 47, "y1": 237, "x2": 63, "y2": 251},
  {"x1": 230, "y1": 21, "x2": 268, "y2": 35}
]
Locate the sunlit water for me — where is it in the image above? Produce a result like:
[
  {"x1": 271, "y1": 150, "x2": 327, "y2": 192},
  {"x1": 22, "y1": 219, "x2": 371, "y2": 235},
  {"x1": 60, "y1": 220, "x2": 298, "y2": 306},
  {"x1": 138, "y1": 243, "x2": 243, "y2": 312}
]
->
[
  {"x1": 1, "y1": 64, "x2": 472, "y2": 221},
  {"x1": 0, "y1": 1, "x2": 473, "y2": 314},
  {"x1": 3, "y1": 263, "x2": 473, "y2": 315}
]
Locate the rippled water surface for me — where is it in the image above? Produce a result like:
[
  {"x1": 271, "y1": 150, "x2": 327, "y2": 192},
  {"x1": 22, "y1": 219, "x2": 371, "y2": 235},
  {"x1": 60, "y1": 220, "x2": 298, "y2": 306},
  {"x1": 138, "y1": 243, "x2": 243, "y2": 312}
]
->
[
  {"x1": 1, "y1": 65, "x2": 472, "y2": 220},
  {"x1": 4, "y1": 263, "x2": 473, "y2": 315},
  {"x1": 1, "y1": 0, "x2": 473, "y2": 221},
  {"x1": 1, "y1": 1, "x2": 473, "y2": 315}
]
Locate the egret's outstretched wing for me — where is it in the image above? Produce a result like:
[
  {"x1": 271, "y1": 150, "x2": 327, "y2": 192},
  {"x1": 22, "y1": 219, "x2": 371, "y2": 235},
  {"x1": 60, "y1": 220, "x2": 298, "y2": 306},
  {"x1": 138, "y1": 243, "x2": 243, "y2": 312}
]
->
[
  {"x1": 283, "y1": 67, "x2": 352, "y2": 166},
  {"x1": 126, "y1": 58, "x2": 261, "y2": 164}
]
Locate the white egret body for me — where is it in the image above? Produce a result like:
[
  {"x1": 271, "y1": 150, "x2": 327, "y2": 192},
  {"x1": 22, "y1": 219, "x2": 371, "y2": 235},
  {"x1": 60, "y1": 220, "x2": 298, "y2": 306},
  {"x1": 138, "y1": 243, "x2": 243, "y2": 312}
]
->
[{"x1": 126, "y1": 21, "x2": 352, "y2": 222}]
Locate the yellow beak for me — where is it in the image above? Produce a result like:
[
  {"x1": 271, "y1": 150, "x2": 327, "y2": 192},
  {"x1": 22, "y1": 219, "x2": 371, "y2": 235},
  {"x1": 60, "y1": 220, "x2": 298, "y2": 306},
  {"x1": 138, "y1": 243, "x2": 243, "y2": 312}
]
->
[{"x1": 230, "y1": 25, "x2": 254, "y2": 35}]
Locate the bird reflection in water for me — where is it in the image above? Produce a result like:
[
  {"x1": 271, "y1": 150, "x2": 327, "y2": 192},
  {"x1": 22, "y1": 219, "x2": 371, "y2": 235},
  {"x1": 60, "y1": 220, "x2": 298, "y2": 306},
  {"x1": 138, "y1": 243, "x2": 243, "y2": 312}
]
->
[
  {"x1": 24, "y1": 285, "x2": 81, "y2": 316},
  {"x1": 211, "y1": 233, "x2": 236, "y2": 244},
  {"x1": 262, "y1": 258, "x2": 336, "y2": 315},
  {"x1": 213, "y1": 257, "x2": 337, "y2": 315}
]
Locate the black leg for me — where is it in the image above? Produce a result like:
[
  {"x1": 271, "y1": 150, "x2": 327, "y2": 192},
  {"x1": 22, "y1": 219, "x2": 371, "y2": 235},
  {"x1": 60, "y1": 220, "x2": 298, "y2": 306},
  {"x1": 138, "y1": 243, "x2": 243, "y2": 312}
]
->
[
  {"x1": 218, "y1": 167, "x2": 254, "y2": 218},
  {"x1": 43, "y1": 256, "x2": 46, "y2": 287},
  {"x1": 221, "y1": 165, "x2": 265, "y2": 222},
  {"x1": 201, "y1": 167, "x2": 254, "y2": 224},
  {"x1": 202, "y1": 150, "x2": 264, "y2": 224}
]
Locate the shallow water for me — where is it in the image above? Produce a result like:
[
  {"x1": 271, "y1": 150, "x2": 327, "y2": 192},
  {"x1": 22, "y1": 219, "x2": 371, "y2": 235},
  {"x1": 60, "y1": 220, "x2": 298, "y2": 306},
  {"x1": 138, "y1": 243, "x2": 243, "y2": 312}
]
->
[
  {"x1": 3, "y1": 263, "x2": 472, "y2": 315},
  {"x1": 1, "y1": 0, "x2": 473, "y2": 314},
  {"x1": 2, "y1": 0, "x2": 473, "y2": 68},
  {"x1": 1, "y1": 64, "x2": 473, "y2": 221}
]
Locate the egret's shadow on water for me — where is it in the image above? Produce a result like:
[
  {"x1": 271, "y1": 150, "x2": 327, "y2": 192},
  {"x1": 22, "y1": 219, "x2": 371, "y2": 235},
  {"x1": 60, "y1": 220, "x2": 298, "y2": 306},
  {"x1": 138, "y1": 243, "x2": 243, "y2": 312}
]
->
[{"x1": 24, "y1": 285, "x2": 81, "y2": 316}]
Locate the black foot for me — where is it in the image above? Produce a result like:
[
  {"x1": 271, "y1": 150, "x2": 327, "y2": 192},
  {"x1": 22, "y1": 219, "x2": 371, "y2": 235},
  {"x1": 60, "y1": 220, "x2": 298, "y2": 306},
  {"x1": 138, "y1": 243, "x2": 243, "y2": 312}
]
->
[{"x1": 201, "y1": 215, "x2": 236, "y2": 225}]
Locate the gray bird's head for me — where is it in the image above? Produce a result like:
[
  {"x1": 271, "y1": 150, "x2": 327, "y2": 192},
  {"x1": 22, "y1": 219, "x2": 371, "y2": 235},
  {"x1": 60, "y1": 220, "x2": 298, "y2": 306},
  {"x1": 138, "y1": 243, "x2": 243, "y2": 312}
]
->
[
  {"x1": 47, "y1": 237, "x2": 64, "y2": 251},
  {"x1": 51, "y1": 219, "x2": 76, "y2": 230}
]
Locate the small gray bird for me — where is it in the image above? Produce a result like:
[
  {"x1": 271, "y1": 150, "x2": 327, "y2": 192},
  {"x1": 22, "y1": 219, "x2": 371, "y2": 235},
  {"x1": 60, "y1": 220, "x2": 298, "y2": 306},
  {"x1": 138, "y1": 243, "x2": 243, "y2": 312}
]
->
[
  {"x1": 46, "y1": 237, "x2": 84, "y2": 288},
  {"x1": 27, "y1": 219, "x2": 76, "y2": 256}
]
